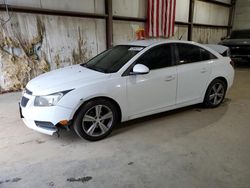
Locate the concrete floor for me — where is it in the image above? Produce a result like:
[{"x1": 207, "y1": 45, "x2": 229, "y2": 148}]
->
[{"x1": 0, "y1": 69, "x2": 250, "y2": 188}]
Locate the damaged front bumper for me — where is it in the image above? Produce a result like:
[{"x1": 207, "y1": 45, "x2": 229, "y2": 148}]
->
[
  {"x1": 19, "y1": 93, "x2": 73, "y2": 136},
  {"x1": 22, "y1": 117, "x2": 57, "y2": 135}
]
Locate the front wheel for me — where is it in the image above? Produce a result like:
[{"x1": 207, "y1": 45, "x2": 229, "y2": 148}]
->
[
  {"x1": 203, "y1": 79, "x2": 227, "y2": 108},
  {"x1": 73, "y1": 99, "x2": 119, "y2": 141}
]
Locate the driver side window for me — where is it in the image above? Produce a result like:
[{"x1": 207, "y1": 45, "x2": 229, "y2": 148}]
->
[{"x1": 136, "y1": 44, "x2": 173, "y2": 70}]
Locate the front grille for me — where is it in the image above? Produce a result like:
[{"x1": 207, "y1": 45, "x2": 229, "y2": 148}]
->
[
  {"x1": 35, "y1": 121, "x2": 55, "y2": 129},
  {"x1": 21, "y1": 97, "x2": 29, "y2": 107},
  {"x1": 229, "y1": 46, "x2": 250, "y2": 56}
]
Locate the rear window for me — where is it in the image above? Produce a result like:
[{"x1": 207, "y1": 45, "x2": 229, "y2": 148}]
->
[{"x1": 175, "y1": 43, "x2": 217, "y2": 64}]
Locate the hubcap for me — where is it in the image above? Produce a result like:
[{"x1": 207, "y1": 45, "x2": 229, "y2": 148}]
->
[
  {"x1": 82, "y1": 105, "x2": 113, "y2": 137},
  {"x1": 209, "y1": 83, "x2": 225, "y2": 105}
]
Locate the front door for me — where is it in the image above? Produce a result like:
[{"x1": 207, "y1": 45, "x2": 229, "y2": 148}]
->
[{"x1": 126, "y1": 44, "x2": 177, "y2": 117}]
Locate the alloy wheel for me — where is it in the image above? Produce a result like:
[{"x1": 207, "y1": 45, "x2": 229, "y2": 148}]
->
[
  {"x1": 208, "y1": 83, "x2": 225, "y2": 105},
  {"x1": 82, "y1": 105, "x2": 113, "y2": 137}
]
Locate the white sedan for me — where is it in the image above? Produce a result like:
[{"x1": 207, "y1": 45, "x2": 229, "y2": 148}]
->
[{"x1": 20, "y1": 40, "x2": 234, "y2": 141}]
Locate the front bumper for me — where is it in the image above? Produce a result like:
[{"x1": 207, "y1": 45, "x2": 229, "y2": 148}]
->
[
  {"x1": 22, "y1": 118, "x2": 57, "y2": 135},
  {"x1": 20, "y1": 93, "x2": 73, "y2": 135},
  {"x1": 231, "y1": 55, "x2": 250, "y2": 62}
]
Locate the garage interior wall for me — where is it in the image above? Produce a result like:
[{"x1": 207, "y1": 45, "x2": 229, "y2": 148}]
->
[
  {"x1": 192, "y1": 1, "x2": 230, "y2": 43},
  {"x1": 233, "y1": 0, "x2": 250, "y2": 30},
  {"x1": 0, "y1": 0, "x2": 232, "y2": 92}
]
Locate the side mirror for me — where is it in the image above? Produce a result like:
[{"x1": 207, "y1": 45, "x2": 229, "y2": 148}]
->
[{"x1": 131, "y1": 64, "x2": 150, "y2": 75}]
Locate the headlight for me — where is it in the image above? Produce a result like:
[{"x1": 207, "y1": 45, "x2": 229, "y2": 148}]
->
[
  {"x1": 34, "y1": 90, "x2": 73, "y2": 107},
  {"x1": 34, "y1": 93, "x2": 63, "y2": 106}
]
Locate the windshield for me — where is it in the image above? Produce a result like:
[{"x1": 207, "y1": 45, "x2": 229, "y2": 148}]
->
[
  {"x1": 81, "y1": 45, "x2": 144, "y2": 73},
  {"x1": 230, "y1": 30, "x2": 250, "y2": 39}
]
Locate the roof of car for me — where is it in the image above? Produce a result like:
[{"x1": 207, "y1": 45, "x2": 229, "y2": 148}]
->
[
  {"x1": 120, "y1": 39, "x2": 223, "y2": 57},
  {"x1": 121, "y1": 39, "x2": 194, "y2": 47}
]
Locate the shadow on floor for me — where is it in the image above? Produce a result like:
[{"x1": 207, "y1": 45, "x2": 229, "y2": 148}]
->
[{"x1": 57, "y1": 99, "x2": 230, "y2": 143}]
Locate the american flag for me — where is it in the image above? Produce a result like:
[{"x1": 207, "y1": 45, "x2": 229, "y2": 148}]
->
[{"x1": 146, "y1": 0, "x2": 177, "y2": 38}]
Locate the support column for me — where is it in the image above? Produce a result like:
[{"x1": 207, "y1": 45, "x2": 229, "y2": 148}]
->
[
  {"x1": 227, "y1": 0, "x2": 236, "y2": 36},
  {"x1": 188, "y1": 0, "x2": 194, "y2": 41},
  {"x1": 105, "y1": 0, "x2": 113, "y2": 48}
]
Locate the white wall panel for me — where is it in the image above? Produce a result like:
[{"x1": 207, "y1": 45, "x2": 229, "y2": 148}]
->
[
  {"x1": 176, "y1": 0, "x2": 190, "y2": 22},
  {"x1": 192, "y1": 26, "x2": 227, "y2": 43},
  {"x1": 233, "y1": 0, "x2": 250, "y2": 30},
  {"x1": 112, "y1": 0, "x2": 146, "y2": 18},
  {"x1": 3, "y1": 0, "x2": 105, "y2": 14},
  {"x1": 4, "y1": 0, "x2": 41, "y2": 7},
  {"x1": 0, "y1": 12, "x2": 106, "y2": 91},
  {"x1": 42, "y1": 0, "x2": 104, "y2": 14},
  {"x1": 172, "y1": 25, "x2": 188, "y2": 40},
  {"x1": 193, "y1": 1, "x2": 229, "y2": 25},
  {"x1": 113, "y1": 21, "x2": 145, "y2": 45}
]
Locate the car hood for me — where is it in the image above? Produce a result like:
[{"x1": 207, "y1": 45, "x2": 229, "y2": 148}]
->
[
  {"x1": 26, "y1": 65, "x2": 109, "y2": 95},
  {"x1": 219, "y1": 39, "x2": 250, "y2": 46}
]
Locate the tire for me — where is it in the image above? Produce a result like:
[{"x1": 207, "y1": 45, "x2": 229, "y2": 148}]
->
[
  {"x1": 203, "y1": 79, "x2": 227, "y2": 108},
  {"x1": 73, "y1": 99, "x2": 119, "y2": 141}
]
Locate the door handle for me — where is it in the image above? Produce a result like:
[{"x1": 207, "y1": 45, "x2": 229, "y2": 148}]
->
[
  {"x1": 165, "y1": 75, "x2": 175, "y2": 81},
  {"x1": 201, "y1": 68, "x2": 207, "y2": 73}
]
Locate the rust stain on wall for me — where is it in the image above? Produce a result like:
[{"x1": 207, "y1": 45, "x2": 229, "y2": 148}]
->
[
  {"x1": 54, "y1": 54, "x2": 61, "y2": 69},
  {"x1": 0, "y1": 13, "x2": 104, "y2": 93},
  {"x1": 0, "y1": 17, "x2": 50, "y2": 92},
  {"x1": 72, "y1": 27, "x2": 89, "y2": 65}
]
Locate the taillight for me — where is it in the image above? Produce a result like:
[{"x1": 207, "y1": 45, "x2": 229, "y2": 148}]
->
[{"x1": 230, "y1": 60, "x2": 234, "y2": 67}]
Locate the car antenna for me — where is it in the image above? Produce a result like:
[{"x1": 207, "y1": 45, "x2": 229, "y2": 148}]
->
[{"x1": 179, "y1": 34, "x2": 184, "y2": 40}]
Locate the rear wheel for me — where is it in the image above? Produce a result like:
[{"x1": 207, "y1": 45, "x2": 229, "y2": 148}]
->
[
  {"x1": 203, "y1": 79, "x2": 226, "y2": 108},
  {"x1": 73, "y1": 99, "x2": 119, "y2": 141}
]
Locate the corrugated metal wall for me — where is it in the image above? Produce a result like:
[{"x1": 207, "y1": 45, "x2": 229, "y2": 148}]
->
[
  {"x1": 6, "y1": 0, "x2": 105, "y2": 13},
  {"x1": 0, "y1": 0, "x2": 231, "y2": 92},
  {"x1": 112, "y1": 0, "x2": 146, "y2": 45},
  {"x1": 0, "y1": 0, "x2": 107, "y2": 91},
  {"x1": 192, "y1": 1, "x2": 229, "y2": 43},
  {"x1": 233, "y1": 0, "x2": 250, "y2": 30}
]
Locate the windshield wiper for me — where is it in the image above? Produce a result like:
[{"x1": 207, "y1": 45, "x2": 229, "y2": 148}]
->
[
  {"x1": 81, "y1": 63, "x2": 87, "y2": 67},
  {"x1": 82, "y1": 64, "x2": 108, "y2": 73}
]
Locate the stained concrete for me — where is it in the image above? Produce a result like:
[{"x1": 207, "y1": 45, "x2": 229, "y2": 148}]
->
[{"x1": 0, "y1": 69, "x2": 250, "y2": 188}]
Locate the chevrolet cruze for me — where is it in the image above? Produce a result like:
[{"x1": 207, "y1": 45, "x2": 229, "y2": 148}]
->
[{"x1": 20, "y1": 40, "x2": 234, "y2": 141}]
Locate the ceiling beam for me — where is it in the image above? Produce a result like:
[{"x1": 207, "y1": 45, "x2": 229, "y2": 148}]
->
[{"x1": 197, "y1": 0, "x2": 232, "y2": 7}]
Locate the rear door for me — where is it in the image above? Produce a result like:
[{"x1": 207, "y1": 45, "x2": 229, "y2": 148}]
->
[{"x1": 174, "y1": 43, "x2": 217, "y2": 104}]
